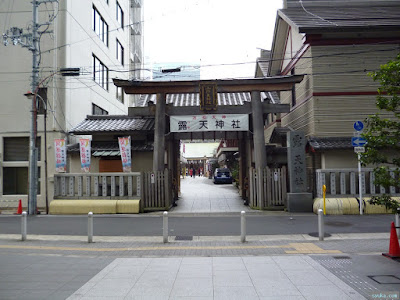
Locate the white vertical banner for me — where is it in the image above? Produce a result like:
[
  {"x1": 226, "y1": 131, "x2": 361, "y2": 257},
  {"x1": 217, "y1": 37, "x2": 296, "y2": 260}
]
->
[
  {"x1": 79, "y1": 139, "x2": 91, "y2": 173},
  {"x1": 54, "y1": 139, "x2": 66, "y2": 172},
  {"x1": 118, "y1": 136, "x2": 131, "y2": 172}
]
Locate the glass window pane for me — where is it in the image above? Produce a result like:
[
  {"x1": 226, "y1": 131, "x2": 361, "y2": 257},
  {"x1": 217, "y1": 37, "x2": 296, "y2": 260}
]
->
[
  {"x1": 92, "y1": 7, "x2": 96, "y2": 32},
  {"x1": 3, "y1": 167, "x2": 28, "y2": 195},
  {"x1": 105, "y1": 67, "x2": 109, "y2": 90},
  {"x1": 4, "y1": 137, "x2": 29, "y2": 161},
  {"x1": 105, "y1": 22, "x2": 108, "y2": 45}
]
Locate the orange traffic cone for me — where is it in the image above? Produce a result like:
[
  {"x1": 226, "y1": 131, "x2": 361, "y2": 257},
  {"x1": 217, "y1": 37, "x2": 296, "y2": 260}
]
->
[
  {"x1": 382, "y1": 222, "x2": 400, "y2": 259},
  {"x1": 16, "y1": 199, "x2": 22, "y2": 215}
]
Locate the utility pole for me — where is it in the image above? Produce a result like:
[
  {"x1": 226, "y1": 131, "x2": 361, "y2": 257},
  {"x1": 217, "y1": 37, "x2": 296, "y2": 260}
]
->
[
  {"x1": 3, "y1": 0, "x2": 58, "y2": 215},
  {"x1": 29, "y1": 0, "x2": 40, "y2": 215}
]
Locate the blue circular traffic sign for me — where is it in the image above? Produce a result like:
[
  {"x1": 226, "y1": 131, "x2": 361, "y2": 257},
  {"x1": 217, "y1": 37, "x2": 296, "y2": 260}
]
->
[{"x1": 353, "y1": 121, "x2": 364, "y2": 131}]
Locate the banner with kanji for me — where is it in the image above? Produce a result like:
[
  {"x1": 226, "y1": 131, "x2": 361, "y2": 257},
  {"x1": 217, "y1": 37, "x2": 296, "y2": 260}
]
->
[
  {"x1": 170, "y1": 114, "x2": 248, "y2": 132},
  {"x1": 118, "y1": 136, "x2": 131, "y2": 172},
  {"x1": 79, "y1": 139, "x2": 91, "y2": 173},
  {"x1": 54, "y1": 139, "x2": 66, "y2": 172}
]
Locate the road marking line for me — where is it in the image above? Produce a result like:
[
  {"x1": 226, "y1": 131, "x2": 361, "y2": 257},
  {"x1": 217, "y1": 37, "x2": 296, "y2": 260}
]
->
[
  {"x1": 285, "y1": 243, "x2": 342, "y2": 254},
  {"x1": 0, "y1": 242, "x2": 342, "y2": 254}
]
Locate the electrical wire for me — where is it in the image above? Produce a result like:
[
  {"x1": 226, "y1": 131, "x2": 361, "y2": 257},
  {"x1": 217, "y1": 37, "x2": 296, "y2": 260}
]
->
[
  {"x1": 2, "y1": 41, "x2": 399, "y2": 76},
  {"x1": 37, "y1": 1, "x2": 59, "y2": 69},
  {"x1": 298, "y1": 0, "x2": 338, "y2": 27},
  {"x1": 74, "y1": 77, "x2": 127, "y2": 114},
  {"x1": 2, "y1": 0, "x2": 14, "y2": 33},
  {"x1": 45, "y1": 92, "x2": 68, "y2": 134}
]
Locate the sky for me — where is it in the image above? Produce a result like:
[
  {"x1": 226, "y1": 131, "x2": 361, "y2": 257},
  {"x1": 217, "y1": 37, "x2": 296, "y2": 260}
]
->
[
  {"x1": 182, "y1": 142, "x2": 220, "y2": 159},
  {"x1": 144, "y1": 0, "x2": 283, "y2": 80}
]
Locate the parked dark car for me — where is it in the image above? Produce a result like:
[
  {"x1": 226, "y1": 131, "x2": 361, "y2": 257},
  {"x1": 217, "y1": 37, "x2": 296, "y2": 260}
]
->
[{"x1": 213, "y1": 168, "x2": 233, "y2": 184}]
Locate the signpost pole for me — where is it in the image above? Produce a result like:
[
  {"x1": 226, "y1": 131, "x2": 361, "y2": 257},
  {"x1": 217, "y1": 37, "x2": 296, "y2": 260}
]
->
[
  {"x1": 353, "y1": 121, "x2": 365, "y2": 216},
  {"x1": 358, "y1": 153, "x2": 363, "y2": 215}
]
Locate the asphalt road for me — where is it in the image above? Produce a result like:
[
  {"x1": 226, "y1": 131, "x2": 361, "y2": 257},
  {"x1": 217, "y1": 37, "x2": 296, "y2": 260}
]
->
[{"x1": 0, "y1": 214, "x2": 395, "y2": 236}]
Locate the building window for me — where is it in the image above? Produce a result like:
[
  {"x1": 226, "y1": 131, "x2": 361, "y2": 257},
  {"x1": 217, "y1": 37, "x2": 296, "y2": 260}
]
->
[
  {"x1": 92, "y1": 103, "x2": 109, "y2": 115},
  {"x1": 3, "y1": 167, "x2": 28, "y2": 195},
  {"x1": 93, "y1": 5, "x2": 109, "y2": 46},
  {"x1": 116, "y1": 39, "x2": 124, "y2": 65},
  {"x1": 116, "y1": 1, "x2": 124, "y2": 29},
  {"x1": 93, "y1": 54, "x2": 109, "y2": 90},
  {"x1": 3, "y1": 137, "x2": 41, "y2": 161},
  {"x1": 2, "y1": 167, "x2": 40, "y2": 195},
  {"x1": 116, "y1": 87, "x2": 124, "y2": 103},
  {"x1": 4, "y1": 137, "x2": 29, "y2": 161}
]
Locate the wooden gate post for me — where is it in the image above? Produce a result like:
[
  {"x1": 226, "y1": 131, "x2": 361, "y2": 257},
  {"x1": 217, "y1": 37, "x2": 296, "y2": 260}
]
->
[
  {"x1": 238, "y1": 133, "x2": 247, "y2": 200},
  {"x1": 140, "y1": 171, "x2": 145, "y2": 212}
]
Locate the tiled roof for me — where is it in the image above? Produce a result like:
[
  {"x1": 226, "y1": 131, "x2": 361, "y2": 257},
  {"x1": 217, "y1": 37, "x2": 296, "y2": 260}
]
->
[
  {"x1": 138, "y1": 92, "x2": 281, "y2": 107},
  {"x1": 70, "y1": 116, "x2": 154, "y2": 134},
  {"x1": 138, "y1": 93, "x2": 252, "y2": 107},
  {"x1": 308, "y1": 137, "x2": 352, "y2": 150},
  {"x1": 279, "y1": 2, "x2": 400, "y2": 32},
  {"x1": 68, "y1": 141, "x2": 153, "y2": 154}
]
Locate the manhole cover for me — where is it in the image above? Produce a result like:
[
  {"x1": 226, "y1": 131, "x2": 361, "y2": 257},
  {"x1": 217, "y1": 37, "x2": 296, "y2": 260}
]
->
[
  {"x1": 325, "y1": 221, "x2": 352, "y2": 227},
  {"x1": 175, "y1": 236, "x2": 193, "y2": 241},
  {"x1": 308, "y1": 232, "x2": 332, "y2": 238},
  {"x1": 368, "y1": 275, "x2": 400, "y2": 284}
]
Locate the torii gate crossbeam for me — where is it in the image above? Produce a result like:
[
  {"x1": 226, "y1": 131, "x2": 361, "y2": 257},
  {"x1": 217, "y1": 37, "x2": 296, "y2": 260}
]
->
[{"x1": 113, "y1": 75, "x2": 304, "y2": 173}]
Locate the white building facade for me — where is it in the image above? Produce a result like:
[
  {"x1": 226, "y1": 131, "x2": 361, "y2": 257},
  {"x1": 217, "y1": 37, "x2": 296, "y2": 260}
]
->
[{"x1": 0, "y1": 0, "x2": 143, "y2": 211}]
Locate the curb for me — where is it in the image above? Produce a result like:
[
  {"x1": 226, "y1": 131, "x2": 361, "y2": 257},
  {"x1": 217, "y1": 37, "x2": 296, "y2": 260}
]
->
[{"x1": 0, "y1": 232, "x2": 389, "y2": 243}]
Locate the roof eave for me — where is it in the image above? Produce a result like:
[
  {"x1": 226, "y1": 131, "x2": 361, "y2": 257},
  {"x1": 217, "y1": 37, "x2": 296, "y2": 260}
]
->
[{"x1": 298, "y1": 25, "x2": 400, "y2": 34}]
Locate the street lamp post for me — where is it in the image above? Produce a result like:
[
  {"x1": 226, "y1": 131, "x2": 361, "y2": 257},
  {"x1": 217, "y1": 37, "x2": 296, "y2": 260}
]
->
[
  {"x1": 23, "y1": 68, "x2": 79, "y2": 214},
  {"x1": 36, "y1": 93, "x2": 48, "y2": 214}
]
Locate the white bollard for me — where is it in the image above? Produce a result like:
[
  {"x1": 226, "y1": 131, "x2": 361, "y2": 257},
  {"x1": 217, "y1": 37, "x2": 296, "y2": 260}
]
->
[
  {"x1": 88, "y1": 212, "x2": 93, "y2": 243},
  {"x1": 163, "y1": 211, "x2": 168, "y2": 243},
  {"x1": 395, "y1": 209, "x2": 400, "y2": 237},
  {"x1": 318, "y1": 209, "x2": 324, "y2": 241},
  {"x1": 21, "y1": 211, "x2": 27, "y2": 241},
  {"x1": 241, "y1": 211, "x2": 246, "y2": 243}
]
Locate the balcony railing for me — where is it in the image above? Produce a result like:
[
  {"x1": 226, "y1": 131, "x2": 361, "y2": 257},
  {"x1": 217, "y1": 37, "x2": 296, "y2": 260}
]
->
[
  {"x1": 316, "y1": 168, "x2": 399, "y2": 197},
  {"x1": 54, "y1": 173, "x2": 141, "y2": 199}
]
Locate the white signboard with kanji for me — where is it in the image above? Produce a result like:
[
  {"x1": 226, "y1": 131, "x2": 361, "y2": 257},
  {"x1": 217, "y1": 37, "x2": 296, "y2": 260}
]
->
[{"x1": 170, "y1": 114, "x2": 248, "y2": 132}]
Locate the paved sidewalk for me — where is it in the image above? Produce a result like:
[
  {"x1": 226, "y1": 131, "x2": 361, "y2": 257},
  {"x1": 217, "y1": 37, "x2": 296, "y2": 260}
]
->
[
  {"x1": 67, "y1": 256, "x2": 366, "y2": 300},
  {"x1": 1, "y1": 232, "x2": 399, "y2": 299},
  {"x1": 170, "y1": 176, "x2": 251, "y2": 213},
  {"x1": 1, "y1": 177, "x2": 399, "y2": 299}
]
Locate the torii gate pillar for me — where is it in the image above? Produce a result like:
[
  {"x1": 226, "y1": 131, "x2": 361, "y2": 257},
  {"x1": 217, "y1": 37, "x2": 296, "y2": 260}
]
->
[
  {"x1": 251, "y1": 91, "x2": 267, "y2": 209},
  {"x1": 251, "y1": 91, "x2": 267, "y2": 170},
  {"x1": 153, "y1": 93, "x2": 166, "y2": 171}
]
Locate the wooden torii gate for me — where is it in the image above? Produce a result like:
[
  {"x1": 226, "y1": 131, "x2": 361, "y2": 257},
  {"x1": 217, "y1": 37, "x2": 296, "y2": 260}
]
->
[{"x1": 114, "y1": 76, "x2": 303, "y2": 209}]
